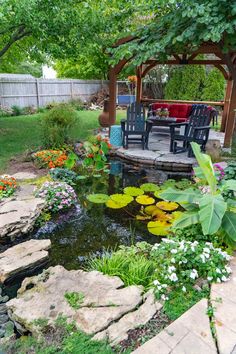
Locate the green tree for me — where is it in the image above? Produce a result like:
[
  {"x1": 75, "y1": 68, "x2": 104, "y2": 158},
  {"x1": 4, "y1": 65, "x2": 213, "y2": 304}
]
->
[
  {"x1": 201, "y1": 68, "x2": 225, "y2": 102},
  {"x1": 165, "y1": 65, "x2": 206, "y2": 100}
]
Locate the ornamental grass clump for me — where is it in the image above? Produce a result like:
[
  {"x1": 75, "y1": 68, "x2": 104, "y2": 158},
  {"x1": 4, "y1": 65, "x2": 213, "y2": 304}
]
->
[
  {"x1": 36, "y1": 181, "x2": 77, "y2": 212},
  {"x1": 0, "y1": 176, "x2": 17, "y2": 199},
  {"x1": 151, "y1": 239, "x2": 232, "y2": 301}
]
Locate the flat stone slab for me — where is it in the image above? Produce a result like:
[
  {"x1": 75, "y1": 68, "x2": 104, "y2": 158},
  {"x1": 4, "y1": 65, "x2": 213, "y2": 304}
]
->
[
  {"x1": 211, "y1": 257, "x2": 236, "y2": 354},
  {"x1": 0, "y1": 239, "x2": 51, "y2": 283},
  {"x1": 132, "y1": 299, "x2": 217, "y2": 354},
  {"x1": 0, "y1": 196, "x2": 45, "y2": 239},
  {"x1": 11, "y1": 172, "x2": 37, "y2": 181},
  {"x1": 94, "y1": 290, "x2": 162, "y2": 345},
  {"x1": 7, "y1": 265, "x2": 143, "y2": 336}
]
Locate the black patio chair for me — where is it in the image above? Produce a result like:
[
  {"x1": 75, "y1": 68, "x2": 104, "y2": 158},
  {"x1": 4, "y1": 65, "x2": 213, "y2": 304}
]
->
[
  {"x1": 121, "y1": 102, "x2": 153, "y2": 149},
  {"x1": 169, "y1": 105, "x2": 212, "y2": 157}
]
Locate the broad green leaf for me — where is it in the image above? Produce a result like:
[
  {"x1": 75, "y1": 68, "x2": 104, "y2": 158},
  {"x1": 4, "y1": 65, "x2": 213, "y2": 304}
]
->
[
  {"x1": 173, "y1": 211, "x2": 199, "y2": 229},
  {"x1": 147, "y1": 220, "x2": 170, "y2": 236},
  {"x1": 222, "y1": 179, "x2": 236, "y2": 191},
  {"x1": 222, "y1": 211, "x2": 236, "y2": 241},
  {"x1": 159, "y1": 187, "x2": 201, "y2": 204},
  {"x1": 87, "y1": 194, "x2": 109, "y2": 203},
  {"x1": 199, "y1": 194, "x2": 227, "y2": 235},
  {"x1": 191, "y1": 143, "x2": 217, "y2": 193},
  {"x1": 140, "y1": 183, "x2": 160, "y2": 192},
  {"x1": 124, "y1": 187, "x2": 144, "y2": 196}
]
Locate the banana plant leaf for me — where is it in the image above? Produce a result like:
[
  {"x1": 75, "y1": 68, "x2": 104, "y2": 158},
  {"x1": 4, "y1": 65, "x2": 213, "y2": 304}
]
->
[{"x1": 199, "y1": 194, "x2": 227, "y2": 235}]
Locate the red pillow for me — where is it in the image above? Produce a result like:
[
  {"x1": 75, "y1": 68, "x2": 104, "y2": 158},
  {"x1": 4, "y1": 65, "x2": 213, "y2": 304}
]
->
[{"x1": 169, "y1": 104, "x2": 191, "y2": 118}]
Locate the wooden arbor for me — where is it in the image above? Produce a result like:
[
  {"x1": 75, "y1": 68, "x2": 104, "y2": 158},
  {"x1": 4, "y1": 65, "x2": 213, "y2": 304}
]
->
[{"x1": 108, "y1": 37, "x2": 236, "y2": 147}]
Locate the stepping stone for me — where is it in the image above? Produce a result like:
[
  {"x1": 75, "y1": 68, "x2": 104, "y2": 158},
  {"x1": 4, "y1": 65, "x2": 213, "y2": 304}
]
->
[
  {"x1": 0, "y1": 239, "x2": 51, "y2": 283},
  {"x1": 211, "y1": 257, "x2": 236, "y2": 354},
  {"x1": 7, "y1": 266, "x2": 143, "y2": 335},
  {"x1": 11, "y1": 172, "x2": 37, "y2": 181},
  {"x1": 94, "y1": 290, "x2": 162, "y2": 345},
  {"x1": 132, "y1": 299, "x2": 217, "y2": 354},
  {"x1": 0, "y1": 197, "x2": 45, "y2": 239}
]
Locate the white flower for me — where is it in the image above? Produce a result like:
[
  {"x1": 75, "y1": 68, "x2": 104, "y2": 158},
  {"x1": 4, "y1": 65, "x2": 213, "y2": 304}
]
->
[
  {"x1": 161, "y1": 294, "x2": 169, "y2": 301},
  {"x1": 190, "y1": 269, "x2": 198, "y2": 280},
  {"x1": 221, "y1": 275, "x2": 228, "y2": 282},
  {"x1": 169, "y1": 273, "x2": 178, "y2": 282},
  {"x1": 171, "y1": 258, "x2": 176, "y2": 263},
  {"x1": 200, "y1": 255, "x2": 206, "y2": 263},
  {"x1": 217, "y1": 278, "x2": 221, "y2": 283},
  {"x1": 171, "y1": 249, "x2": 177, "y2": 254},
  {"x1": 203, "y1": 247, "x2": 210, "y2": 253},
  {"x1": 216, "y1": 268, "x2": 221, "y2": 274},
  {"x1": 225, "y1": 265, "x2": 232, "y2": 274},
  {"x1": 182, "y1": 259, "x2": 187, "y2": 264},
  {"x1": 204, "y1": 253, "x2": 210, "y2": 259},
  {"x1": 207, "y1": 276, "x2": 213, "y2": 281},
  {"x1": 153, "y1": 280, "x2": 160, "y2": 286},
  {"x1": 162, "y1": 284, "x2": 168, "y2": 288},
  {"x1": 182, "y1": 286, "x2": 186, "y2": 292},
  {"x1": 168, "y1": 266, "x2": 176, "y2": 273}
]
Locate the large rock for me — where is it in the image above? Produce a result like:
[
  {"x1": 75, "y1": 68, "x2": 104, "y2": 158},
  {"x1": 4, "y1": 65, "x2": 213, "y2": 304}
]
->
[
  {"x1": 0, "y1": 239, "x2": 51, "y2": 283},
  {"x1": 94, "y1": 289, "x2": 162, "y2": 345},
  {"x1": 0, "y1": 197, "x2": 45, "y2": 239},
  {"x1": 7, "y1": 266, "x2": 143, "y2": 335}
]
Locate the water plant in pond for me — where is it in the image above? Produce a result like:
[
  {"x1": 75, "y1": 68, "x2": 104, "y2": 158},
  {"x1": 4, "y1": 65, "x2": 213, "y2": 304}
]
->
[
  {"x1": 160, "y1": 143, "x2": 236, "y2": 247},
  {"x1": 0, "y1": 176, "x2": 17, "y2": 199},
  {"x1": 36, "y1": 181, "x2": 77, "y2": 212},
  {"x1": 87, "y1": 185, "x2": 182, "y2": 236},
  {"x1": 82, "y1": 135, "x2": 111, "y2": 172}
]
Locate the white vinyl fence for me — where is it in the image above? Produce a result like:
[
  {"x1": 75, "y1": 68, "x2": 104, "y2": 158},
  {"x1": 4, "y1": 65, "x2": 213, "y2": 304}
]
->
[{"x1": 0, "y1": 77, "x2": 109, "y2": 108}]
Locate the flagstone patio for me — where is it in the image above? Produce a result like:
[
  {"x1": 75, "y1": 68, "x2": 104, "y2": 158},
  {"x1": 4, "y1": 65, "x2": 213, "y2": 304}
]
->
[{"x1": 112, "y1": 128, "x2": 225, "y2": 172}]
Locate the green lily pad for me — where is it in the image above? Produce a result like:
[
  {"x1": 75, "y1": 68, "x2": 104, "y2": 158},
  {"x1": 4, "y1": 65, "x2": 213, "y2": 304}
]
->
[
  {"x1": 124, "y1": 187, "x2": 144, "y2": 196},
  {"x1": 106, "y1": 193, "x2": 134, "y2": 209},
  {"x1": 140, "y1": 183, "x2": 160, "y2": 192},
  {"x1": 147, "y1": 220, "x2": 170, "y2": 236},
  {"x1": 87, "y1": 194, "x2": 109, "y2": 203},
  {"x1": 136, "y1": 195, "x2": 155, "y2": 205}
]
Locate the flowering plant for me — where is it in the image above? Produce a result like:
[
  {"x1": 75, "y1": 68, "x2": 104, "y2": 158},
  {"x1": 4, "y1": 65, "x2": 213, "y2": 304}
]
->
[
  {"x1": 82, "y1": 135, "x2": 111, "y2": 171},
  {"x1": 151, "y1": 239, "x2": 232, "y2": 301},
  {"x1": 36, "y1": 181, "x2": 77, "y2": 212},
  {"x1": 0, "y1": 176, "x2": 17, "y2": 199},
  {"x1": 127, "y1": 75, "x2": 137, "y2": 83},
  {"x1": 33, "y1": 150, "x2": 68, "y2": 169}
]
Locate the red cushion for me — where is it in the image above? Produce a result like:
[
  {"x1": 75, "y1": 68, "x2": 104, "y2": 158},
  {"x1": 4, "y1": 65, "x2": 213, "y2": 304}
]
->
[
  {"x1": 175, "y1": 118, "x2": 188, "y2": 123},
  {"x1": 169, "y1": 104, "x2": 192, "y2": 118}
]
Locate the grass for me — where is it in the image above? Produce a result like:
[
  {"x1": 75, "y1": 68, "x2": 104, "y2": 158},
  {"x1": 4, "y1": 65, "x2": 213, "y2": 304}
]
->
[{"x1": 0, "y1": 109, "x2": 125, "y2": 172}]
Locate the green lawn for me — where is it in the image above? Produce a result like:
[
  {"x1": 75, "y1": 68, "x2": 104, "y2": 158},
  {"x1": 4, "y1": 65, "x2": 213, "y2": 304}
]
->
[{"x1": 0, "y1": 110, "x2": 125, "y2": 172}]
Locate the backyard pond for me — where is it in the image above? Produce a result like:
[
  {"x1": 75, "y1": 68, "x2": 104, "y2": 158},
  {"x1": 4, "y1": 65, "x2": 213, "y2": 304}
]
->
[{"x1": 31, "y1": 159, "x2": 191, "y2": 270}]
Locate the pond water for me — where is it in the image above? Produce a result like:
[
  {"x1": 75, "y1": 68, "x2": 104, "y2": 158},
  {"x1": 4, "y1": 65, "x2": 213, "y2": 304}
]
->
[{"x1": 31, "y1": 159, "x2": 190, "y2": 270}]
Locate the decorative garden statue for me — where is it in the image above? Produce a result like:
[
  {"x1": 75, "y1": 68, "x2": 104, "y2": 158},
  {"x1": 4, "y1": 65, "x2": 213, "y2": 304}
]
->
[{"x1": 98, "y1": 98, "x2": 110, "y2": 127}]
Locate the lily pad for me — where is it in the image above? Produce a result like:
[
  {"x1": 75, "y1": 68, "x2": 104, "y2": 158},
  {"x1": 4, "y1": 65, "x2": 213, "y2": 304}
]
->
[
  {"x1": 147, "y1": 220, "x2": 170, "y2": 236},
  {"x1": 140, "y1": 183, "x2": 160, "y2": 192},
  {"x1": 156, "y1": 201, "x2": 179, "y2": 211},
  {"x1": 106, "y1": 193, "x2": 134, "y2": 209},
  {"x1": 87, "y1": 194, "x2": 109, "y2": 203},
  {"x1": 136, "y1": 195, "x2": 155, "y2": 205},
  {"x1": 171, "y1": 211, "x2": 183, "y2": 221},
  {"x1": 152, "y1": 208, "x2": 171, "y2": 222},
  {"x1": 144, "y1": 205, "x2": 158, "y2": 215},
  {"x1": 124, "y1": 186, "x2": 144, "y2": 196}
]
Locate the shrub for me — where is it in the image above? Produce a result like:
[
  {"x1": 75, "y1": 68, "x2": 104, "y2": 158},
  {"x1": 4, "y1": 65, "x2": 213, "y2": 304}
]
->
[
  {"x1": 49, "y1": 168, "x2": 79, "y2": 185},
  {"x1": 0, "y1": 176, "x2": 17, "y2": 199},
  {"x1": 11, "y1": 105, "x2": 23, "y2": 116},
  {"x1": 22, "y1": 105, "x2": 37, "y2": 115},
  {"x1": 36, "y1": 181, "x2": 77, "y2": 212},
  {"x1": 69, "y1": 98, "x2": 85, "y2": 111},
  {"x1": 33, "y1": 150, "x2": 68, "y2": 169},
  {"x1": 201, "y1": 68, "x2": 225, "y2": 101},
  {"x1": 41, "y1": 104, "x2": 77, "y2": 148},
  {"x1": 223, "y1": 161, "x2": 236, "y2": 180},
  {"x1": 0, "y1": 105, "x2": 13, "y2": 116}
]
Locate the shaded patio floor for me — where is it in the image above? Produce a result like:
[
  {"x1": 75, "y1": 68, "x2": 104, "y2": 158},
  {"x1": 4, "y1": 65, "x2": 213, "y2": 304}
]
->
[{"x1": 112, "y1": 127, "x2": 225, "y2": 172}]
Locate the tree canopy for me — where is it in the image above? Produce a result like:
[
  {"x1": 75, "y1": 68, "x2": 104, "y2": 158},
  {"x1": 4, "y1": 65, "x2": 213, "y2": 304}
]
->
[{"x1": 111, "y1": 0, "x2": 236, "y2": 74}]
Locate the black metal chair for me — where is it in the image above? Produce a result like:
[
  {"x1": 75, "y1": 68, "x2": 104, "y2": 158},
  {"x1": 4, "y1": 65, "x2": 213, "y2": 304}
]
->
[
  {"x1": 169, "y1": 105, "x2": 212, "y2": 157},
  {"x1": 121, "y1": 102, "x2": 153, "y2": 149}
]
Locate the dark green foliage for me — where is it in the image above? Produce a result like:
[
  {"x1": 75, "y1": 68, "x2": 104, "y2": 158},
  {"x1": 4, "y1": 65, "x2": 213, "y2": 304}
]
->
[
  {"x1": 64, "y1": 291, "x2": 84, "y2": 309},
  {"x1": 223, "y1": 161, "x2": 236, "y2": 180},
  {"x1": 202, "y1": 68, "x2": 225, "y2": 101},
  {"x1": 41, "y1": 104, "x2": 77, "y2": 148},
  {"x1": 163, "y1": 286, "x2": 209, "y2": 321},
  {"x1": 11, "y1": 105, "x2": 24, "y2": 116},
  {"x1": 165, "y1": 65, "x2": 206, "y2": 100},
  {"x1": 49, "y1": 168, "x2": 79, "y2": 185}
]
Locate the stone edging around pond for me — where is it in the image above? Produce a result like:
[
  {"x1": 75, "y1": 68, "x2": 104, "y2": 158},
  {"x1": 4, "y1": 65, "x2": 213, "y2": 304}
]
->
[{"x1": 110, "y1": 148, "x2": 196, "y2": 172}]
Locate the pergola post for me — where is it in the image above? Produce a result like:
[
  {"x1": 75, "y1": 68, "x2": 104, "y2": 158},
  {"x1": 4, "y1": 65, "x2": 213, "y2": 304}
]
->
[
  {"x1": 224, "y1": 80, "x2": 236, "y2": 147},
  {"x1": 136, "y1": 66, "x2": 142, "y2": 103},
  {"x1": 108, "y1": 67, "x2": 117, "y2": 126},
  {"x1": 221, "y1": 79, "x2": 232, "y2": 132}
]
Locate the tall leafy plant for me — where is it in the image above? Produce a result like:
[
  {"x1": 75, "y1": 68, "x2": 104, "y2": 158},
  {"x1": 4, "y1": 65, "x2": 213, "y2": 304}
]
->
[{"x1": 160, "y1": 143, "x2": 236, "y2": 246}]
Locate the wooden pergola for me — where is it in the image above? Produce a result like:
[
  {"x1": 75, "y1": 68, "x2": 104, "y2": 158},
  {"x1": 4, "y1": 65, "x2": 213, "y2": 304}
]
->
[{"x1": 108, "y1": 36, "x2": 236, "y2": 147}]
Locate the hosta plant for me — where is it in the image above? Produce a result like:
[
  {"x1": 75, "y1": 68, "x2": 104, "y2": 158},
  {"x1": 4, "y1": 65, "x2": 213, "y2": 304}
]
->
[
  {"x1": 160, "y1": 143, "x2": 236, "y2": 247},
  {"x1": 36, "y1": 181, "x2": 77, "y2": 213}
]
